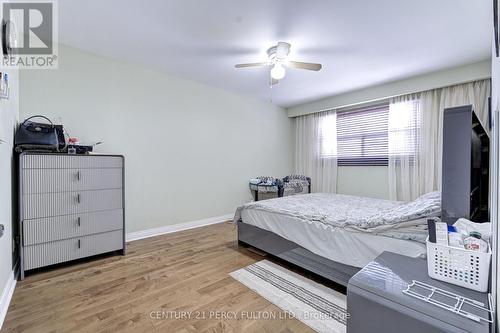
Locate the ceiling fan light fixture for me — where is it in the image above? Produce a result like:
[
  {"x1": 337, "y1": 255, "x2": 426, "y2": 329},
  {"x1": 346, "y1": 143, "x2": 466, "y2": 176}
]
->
[
  {"x1": 234, "y1": 42, "x2": 322, "y2": 85},
  {"x1": 270, "y1": 63, "x2": 286, "y2": 80}
]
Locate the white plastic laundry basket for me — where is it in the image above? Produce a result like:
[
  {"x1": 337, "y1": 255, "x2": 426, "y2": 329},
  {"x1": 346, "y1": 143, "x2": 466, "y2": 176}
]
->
[{"x1": 426, "y1": 237, "x2": 491, "y2": 292}]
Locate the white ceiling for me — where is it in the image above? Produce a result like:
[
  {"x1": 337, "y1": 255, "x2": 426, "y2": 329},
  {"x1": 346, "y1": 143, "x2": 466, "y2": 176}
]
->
[{"x1": 58, "y1": 0, "x2": 492, "y2": 107}]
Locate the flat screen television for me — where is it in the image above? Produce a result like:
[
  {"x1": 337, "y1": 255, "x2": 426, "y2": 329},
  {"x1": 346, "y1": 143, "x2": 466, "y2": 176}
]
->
[{"x1": 441, "y1": 105, "x2": 489, "y2": 224}]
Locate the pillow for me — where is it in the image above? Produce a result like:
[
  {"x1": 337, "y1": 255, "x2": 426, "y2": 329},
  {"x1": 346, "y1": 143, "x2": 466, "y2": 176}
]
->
[
  {"x1": 378, "y1": 191, "x2": 441, "y2": 224},
  {"x1": 414, "y1": 191, "x2": 441, "y2": 202}
]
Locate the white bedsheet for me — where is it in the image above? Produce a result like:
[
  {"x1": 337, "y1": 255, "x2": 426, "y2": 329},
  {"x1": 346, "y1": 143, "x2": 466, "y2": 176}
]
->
[
  {"x1": 235, "y1": 192, "x2": 440, "y2": 230},
  {"x1": 241, "y1": 208, "x2": 427, "y2": 268}
]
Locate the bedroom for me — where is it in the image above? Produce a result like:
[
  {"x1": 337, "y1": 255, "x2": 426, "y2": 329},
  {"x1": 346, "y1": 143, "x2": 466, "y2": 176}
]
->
[{"x1": 0, "y1": 0, "x2": 498, "y2": 332}]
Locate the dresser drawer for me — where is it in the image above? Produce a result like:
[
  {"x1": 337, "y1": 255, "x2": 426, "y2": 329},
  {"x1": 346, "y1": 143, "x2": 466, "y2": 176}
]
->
[
  {"x1": 23, "y1": 230, "x2": 123, "y2": 270},
  {"x1": 21, "y1": 154, "x2": 123, "y2": 169},
  {"x1": 22, "y1": 168, "x2": 122, "y2": 194},
  {"x1": 23, "y1": 189, "x2": 123, "y2": 219},
  {"x1": 23, "y1": 209, "x2": 123, "y2": 246}
]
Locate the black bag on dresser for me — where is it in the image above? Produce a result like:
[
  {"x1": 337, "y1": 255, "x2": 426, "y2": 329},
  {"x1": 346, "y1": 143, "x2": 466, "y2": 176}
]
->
[{"x1": 14, "y1": 115, "x2": 64, "y2": 152}]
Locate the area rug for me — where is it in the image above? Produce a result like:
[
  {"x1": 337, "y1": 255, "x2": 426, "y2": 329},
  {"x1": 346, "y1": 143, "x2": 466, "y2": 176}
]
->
[{"x1": 230, "y1": 260, "x2": 347, "y2": 333}]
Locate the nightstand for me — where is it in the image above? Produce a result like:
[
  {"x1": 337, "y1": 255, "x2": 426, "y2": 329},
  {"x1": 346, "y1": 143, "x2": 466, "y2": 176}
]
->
[{"x1": 347, "y1": 252, "x2": 490, "y2": 333}]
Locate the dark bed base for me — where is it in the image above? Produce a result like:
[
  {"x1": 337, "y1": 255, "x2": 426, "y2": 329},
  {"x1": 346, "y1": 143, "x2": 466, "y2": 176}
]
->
[{"x1": 237, "y1": 221, "x2": 360, "y2": 287}]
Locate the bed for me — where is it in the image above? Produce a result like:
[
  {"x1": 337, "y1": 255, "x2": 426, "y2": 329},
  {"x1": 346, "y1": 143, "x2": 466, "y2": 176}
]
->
[{"x1": 234, "y1": 192, "x2": 440, "y2": 286}]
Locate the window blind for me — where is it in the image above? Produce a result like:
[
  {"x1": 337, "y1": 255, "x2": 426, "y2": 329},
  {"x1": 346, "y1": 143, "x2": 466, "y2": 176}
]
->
[{"x1": 336, "y1": 104, "x2": 389, "y2": 166}]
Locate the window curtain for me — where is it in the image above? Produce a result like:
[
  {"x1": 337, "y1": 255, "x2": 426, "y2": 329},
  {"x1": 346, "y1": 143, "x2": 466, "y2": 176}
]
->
[
  {"x1": 388, "y1": 94, "x2": 422, "y2": 201},
  {"x1": 389, "y1": 79, "x2": 491, "y2": 201},
  {"x1": 295, "y1": 110, "x2": 338, "y2": 193}
]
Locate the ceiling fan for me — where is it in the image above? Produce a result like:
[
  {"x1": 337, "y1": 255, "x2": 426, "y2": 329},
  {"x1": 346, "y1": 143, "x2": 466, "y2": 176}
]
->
[{"x1": 235, "y1": 42, "x2": 322, "y2": 85}]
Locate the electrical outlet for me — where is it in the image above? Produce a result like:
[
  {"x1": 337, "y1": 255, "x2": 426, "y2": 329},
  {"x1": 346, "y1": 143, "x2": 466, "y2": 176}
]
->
[{"x1": 0, "y1": 224, "x2": 4, "y2": 238}]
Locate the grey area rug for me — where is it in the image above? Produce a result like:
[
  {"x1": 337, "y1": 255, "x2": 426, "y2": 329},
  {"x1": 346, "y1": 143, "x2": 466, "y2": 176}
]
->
[{"x1": 230, "y1": 260, "x2": 347, "y2": 333}]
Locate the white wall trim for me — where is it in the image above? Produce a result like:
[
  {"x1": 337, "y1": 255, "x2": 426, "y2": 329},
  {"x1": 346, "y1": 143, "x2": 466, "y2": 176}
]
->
[
  {"x1": 126, "y1": 214, "x2": 233, "y2": 242},
  {"x1": 0, "y1": 270, "x2": 17, "y2": 330}
]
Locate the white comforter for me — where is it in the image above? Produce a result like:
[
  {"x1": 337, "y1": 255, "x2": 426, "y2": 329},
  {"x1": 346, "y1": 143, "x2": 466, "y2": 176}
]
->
[{"x1": 234, "y1": 192, "x2": 440, "y2": 240}]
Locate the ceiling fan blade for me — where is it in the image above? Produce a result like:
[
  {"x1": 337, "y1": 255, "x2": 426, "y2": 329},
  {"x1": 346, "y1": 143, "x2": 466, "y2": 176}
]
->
[
  {"x1": 235, "y1": 62, "x2": 270, "y2": 68},
  {"x1": 287, "y1": 61, "x2": 322, "y2": 71}
]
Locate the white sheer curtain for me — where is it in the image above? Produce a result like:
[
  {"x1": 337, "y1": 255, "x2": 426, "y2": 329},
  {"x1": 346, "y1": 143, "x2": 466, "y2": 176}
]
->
[
  {"x1": 388, "y1": 94, "x2": 422, "y2": 201},
  {"x1": 389, "y1": 79, "x2": 491, "y2": 201},
  {"x1": 295, "y1": 110, "x2": 338, "y2": 193},
  {"x1": 439, "y1": 79, "x2": 491, "y2": 131}
]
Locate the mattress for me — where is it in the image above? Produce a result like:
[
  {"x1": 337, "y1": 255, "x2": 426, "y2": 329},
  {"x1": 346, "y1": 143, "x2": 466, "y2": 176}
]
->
[
  {"x1": 240, "y1": 207, "x2": 427, "y2": 268},
  {"x1": 235, "y1": 192, "x2": 441, "y2": 230}
]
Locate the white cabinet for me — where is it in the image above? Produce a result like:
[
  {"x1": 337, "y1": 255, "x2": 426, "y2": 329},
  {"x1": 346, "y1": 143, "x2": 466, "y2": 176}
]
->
[{"x1": 19, "y1": 153, "x2": 125, "y2": 279}]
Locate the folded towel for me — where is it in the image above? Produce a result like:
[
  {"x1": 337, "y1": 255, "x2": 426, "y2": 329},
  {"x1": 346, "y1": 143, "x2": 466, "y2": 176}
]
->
[{"x1": 249, "y1": 178, "x2": 261, "y2": 185}]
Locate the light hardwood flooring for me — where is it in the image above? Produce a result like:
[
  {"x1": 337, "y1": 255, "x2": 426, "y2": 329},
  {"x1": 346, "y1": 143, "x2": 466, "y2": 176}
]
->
[{"x1": 2, "y1": 222, "x2": 342, "y2": 333}]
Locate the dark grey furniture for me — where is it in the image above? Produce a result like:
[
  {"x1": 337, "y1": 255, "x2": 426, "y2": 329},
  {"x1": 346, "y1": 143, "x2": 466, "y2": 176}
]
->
[
  {"x1": 238, "y1": 222, "x2": 359, "y2": 286},
  {"x1": 18, "y1": 152, "x2": 125, "y2": 279},
  {"x1": 347, "y1": 252, "x2": 490, "y2": 333},
  {"x1": 442, "y1": 105, "x2": 489, "y2": 223}
]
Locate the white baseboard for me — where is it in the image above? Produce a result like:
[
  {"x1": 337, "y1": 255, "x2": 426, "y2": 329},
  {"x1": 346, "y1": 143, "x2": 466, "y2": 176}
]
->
[
  {"x1": 0, "y1": 270, "x2": 17, "y2": 330},
  {"x1": 126, "y1": 213, "x2": 233, "y2": 242}
]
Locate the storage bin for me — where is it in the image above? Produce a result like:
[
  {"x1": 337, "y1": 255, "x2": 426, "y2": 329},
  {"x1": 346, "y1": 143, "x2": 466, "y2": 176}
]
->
[{"x1": 426, "y1": 237, "x2": 491, "y2": 292}]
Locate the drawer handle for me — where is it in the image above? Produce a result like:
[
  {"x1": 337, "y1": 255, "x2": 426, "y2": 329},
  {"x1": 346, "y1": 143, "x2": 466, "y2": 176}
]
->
[
  {"x1": 76, "y1": 171, "x2": 81, "y2": 181},
  {"x1": 77, "y1": 217, "x2": 81, "y2": 227},
  {"x1": 77, "y1": 194, "x2": 81, "y2": 204},
  {"x1": 78, "y1": 239, "x2": 81, "y2": 249}
]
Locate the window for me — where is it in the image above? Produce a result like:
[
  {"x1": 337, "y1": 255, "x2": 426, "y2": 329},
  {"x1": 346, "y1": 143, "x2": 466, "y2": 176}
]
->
[
  {"x1": 336, "y1": 104, "x2": 390, "y2": 166},
  {"x1": 318, "y1": 102, "x2": 421, "y2": 166},
  {"x1": 318, "y1": 113, "x2": 337, "y2": 158},
  {"x1": 388, "y1": 99, "x2": 421, "y2": 158}
]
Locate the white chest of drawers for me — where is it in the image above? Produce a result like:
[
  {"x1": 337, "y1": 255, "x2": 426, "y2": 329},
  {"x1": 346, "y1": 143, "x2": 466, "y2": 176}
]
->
[{"x1": 18, "y1": 153, "x2": 125, "y2": 279}]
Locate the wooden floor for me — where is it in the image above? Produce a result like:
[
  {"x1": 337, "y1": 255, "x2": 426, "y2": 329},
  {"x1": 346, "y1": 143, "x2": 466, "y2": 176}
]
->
[{"x1": 2, "y1": 222, "x2": 337, "y2": 333}]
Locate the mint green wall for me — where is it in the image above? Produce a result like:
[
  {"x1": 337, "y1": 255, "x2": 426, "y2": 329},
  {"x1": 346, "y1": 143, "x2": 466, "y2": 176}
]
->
[
  {"x1": 19, "y1": 44, "x2": 293, "y2": 233},
  {"x1": 337, "y1": 166, "x2": 389, "y2": 199}
]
